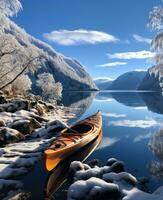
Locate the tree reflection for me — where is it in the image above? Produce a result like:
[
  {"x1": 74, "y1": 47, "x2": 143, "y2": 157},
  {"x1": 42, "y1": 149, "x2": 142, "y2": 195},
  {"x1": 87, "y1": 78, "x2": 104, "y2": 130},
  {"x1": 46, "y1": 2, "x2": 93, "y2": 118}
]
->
[{"x1": 149, "y1": 129, "x2": 163, "y2": 178}]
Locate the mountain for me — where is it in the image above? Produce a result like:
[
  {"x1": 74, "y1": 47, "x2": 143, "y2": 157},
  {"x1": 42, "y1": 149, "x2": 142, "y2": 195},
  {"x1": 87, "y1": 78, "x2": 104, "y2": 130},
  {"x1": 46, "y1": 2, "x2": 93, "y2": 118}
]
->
[
  {"x1": 108, "y1": 71, "x2": 147, "y2": 90},
  {"x1": 94, "y1": 78, "x2": 113, "y2": 90},
  {"x1": 138, "y1": 65, "x2": 163, "y2": 91},
  {"x1": 2, "y1": 18, "x2": 97, "y2": 92},
  {"x1": 94, "y1": 71, "x2": 146, "y2": 90}
]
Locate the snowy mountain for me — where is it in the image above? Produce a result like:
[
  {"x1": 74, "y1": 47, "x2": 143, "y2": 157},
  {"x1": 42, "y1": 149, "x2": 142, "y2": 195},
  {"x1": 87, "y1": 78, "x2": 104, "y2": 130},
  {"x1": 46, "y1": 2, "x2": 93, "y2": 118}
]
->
[
  {"x1": 94, "y1": 78, "x2": 113, "y2": 90},
  {"x1": 1, "y1": 18, "x2": 97, "y2": 92},
  {"x1": 138, "y1": 65, "x2": 163, "y2": 91},
  {"x1": 94, "y1": 71, "x2": 146, "y2": 90},
  {"x1": 108, "y1": 71, "x2": 147, "y2": 90}
]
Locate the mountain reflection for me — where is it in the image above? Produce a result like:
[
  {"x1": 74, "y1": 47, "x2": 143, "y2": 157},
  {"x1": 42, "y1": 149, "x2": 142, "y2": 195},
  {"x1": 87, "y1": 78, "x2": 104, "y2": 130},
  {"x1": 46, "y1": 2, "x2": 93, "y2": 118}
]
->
[
  {"x1": 96, "y1": 91, "x2": 163, "y2": 115},
  {"x1": 61, "y1": 91, "x2": 96, "y2": 123}
]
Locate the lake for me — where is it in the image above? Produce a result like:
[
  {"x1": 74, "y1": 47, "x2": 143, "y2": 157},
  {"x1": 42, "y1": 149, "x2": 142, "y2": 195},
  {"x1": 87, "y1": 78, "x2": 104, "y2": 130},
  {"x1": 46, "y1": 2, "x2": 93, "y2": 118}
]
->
[{"x1": 7, "y1": 91, "x2": 163, "y2": 199}]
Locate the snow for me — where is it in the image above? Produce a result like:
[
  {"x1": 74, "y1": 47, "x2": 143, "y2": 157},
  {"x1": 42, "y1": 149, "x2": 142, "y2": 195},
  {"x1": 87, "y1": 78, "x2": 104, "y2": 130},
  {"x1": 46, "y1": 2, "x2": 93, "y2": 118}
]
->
[
  {"x1": 68, "y1": 177, "x2": 120, "y2": 200},
  {"x1": 68, "y1": 159, "x2": 163, "y2": 200}
]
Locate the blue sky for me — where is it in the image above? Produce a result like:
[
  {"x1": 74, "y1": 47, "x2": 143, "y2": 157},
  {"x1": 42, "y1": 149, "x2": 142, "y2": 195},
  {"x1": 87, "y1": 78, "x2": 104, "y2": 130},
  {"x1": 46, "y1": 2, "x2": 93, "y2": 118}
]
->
[{"x1": 13, "y1": 0, "x2": 161, "y2": 79}]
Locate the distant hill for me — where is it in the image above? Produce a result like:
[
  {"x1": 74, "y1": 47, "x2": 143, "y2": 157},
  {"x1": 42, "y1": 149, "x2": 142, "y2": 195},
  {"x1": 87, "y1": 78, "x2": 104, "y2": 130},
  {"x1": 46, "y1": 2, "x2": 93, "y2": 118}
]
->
[
  {"x1": 94, "y1": 78, "x2": 113, "y2": 90},
  {"x1": 95, "y1": 71, "x2": 147, "y2": 90},
  {"x1": 109, "y1": 71, "x2": 147, "y2": 90}
]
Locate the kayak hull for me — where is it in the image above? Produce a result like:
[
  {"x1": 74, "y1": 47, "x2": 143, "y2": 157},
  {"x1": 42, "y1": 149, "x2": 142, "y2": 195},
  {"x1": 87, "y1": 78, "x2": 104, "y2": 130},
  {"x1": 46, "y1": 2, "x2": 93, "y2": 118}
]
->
[{"x1": 44, "y1": 111, "x2": 102, "y2": 171}]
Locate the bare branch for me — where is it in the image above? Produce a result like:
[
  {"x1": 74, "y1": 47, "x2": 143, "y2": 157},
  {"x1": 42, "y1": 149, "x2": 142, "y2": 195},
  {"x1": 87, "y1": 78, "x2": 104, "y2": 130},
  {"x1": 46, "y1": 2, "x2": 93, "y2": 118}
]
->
[{"x1": 0, "y1": 55, "x2": 42, "y2": 90}]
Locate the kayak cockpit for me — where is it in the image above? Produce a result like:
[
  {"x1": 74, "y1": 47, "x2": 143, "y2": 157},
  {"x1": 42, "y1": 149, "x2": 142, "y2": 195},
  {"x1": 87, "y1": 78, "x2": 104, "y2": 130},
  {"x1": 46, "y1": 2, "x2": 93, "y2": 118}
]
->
[{"x1": 63, "y1": 123, "x2": 93, "y2": 135}]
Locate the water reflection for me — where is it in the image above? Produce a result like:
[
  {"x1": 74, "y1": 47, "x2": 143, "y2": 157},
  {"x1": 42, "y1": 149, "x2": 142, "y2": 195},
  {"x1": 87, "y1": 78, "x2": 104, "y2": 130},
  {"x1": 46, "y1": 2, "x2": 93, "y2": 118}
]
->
[
  {"x1": 61, "y1": 91, "x2": 96, "y2": 123},
  {"x1": 149, "y1": 129, "x2": 163, "y2": 179},
  {"x1": 96, "y1": 91, "x2": 145, "y2": 107},
  {"x1": 96, "y1": 91, "x2": 163, "y2": 115},
  {"x1": 140, "y1": 92, "x2": 163, "y2": 114},
  {"x1": 45, "y1": 131, "x2": 102, "y2": 199}
]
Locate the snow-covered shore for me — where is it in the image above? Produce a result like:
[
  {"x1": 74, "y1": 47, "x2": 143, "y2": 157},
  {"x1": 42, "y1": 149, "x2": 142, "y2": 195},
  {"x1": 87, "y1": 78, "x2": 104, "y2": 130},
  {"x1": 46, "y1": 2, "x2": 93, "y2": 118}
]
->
[
  {"x1": 68, "y1": 158, "x2": 163, "y2": 200},
  {"x1": 0, "y1": 91, "x2": 78, "y2": 199}
]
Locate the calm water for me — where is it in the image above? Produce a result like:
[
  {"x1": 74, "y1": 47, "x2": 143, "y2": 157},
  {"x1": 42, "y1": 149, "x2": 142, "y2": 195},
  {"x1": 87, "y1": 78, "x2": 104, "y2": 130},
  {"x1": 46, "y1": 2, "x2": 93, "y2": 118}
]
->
[
  {"x1": 13, "y1": 91, "x2": 163, "y2": 199},
  {"x1": 77, "y1": 91, "x2": 163, "y2": 191}
]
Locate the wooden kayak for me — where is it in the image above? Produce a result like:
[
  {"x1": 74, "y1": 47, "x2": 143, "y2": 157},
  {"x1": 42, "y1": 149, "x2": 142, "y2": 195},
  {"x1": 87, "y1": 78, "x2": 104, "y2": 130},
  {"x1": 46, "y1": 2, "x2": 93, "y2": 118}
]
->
[
  {"x1": 44, "y1": 111, "x2": 102, "y2": 171},
  {"x1": 46, "y1": 130, "x2": 102, "y2": 199}
]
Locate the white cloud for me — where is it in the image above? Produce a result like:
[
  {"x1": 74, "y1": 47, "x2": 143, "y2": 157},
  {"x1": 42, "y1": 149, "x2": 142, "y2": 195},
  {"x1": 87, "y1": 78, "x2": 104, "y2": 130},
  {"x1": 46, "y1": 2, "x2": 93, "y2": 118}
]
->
[
  {"x1": 133, "y1": 133, "x2": 152, "y2": 143},
  {"x1": 102, "y1": 112, "x2": 127, "y2": 118},
  {"x1": 134, "y1": 106, "x2": 147, "y2": 110},
  {"x1": 107, "y1": 50, "x2": 155, "y2": 60},
  {"x1": 98, "y1": 137, "x2": 119, "y2": 150},
  {"x1": 43, "y1": 29, "x2": 119, "y2": 45},
  {"x1": 94, "y1": 98, "x2": 113, "y2": 102},
  {"x1": 108, "y1": 118, "x2": 158, "y2": 128},
  {"x1": 134, "y1": 69, "x2": 147, "y2": 72},
  {"x1": 133, "y1": 34, "x2": 152, "y2": 44},
  {"x1": 93, "y1": 77, "x2": 114, "y2": 81},
  {"x1": 97, "y1": 62, "x2": 127, "y2": 67}
]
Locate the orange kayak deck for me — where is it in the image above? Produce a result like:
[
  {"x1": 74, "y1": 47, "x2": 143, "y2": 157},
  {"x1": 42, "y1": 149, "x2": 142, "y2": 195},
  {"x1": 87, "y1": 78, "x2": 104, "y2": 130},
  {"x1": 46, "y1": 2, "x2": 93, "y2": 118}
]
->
[{"x1": 44, "y1": 111, "x2": 102, "y2": 171}]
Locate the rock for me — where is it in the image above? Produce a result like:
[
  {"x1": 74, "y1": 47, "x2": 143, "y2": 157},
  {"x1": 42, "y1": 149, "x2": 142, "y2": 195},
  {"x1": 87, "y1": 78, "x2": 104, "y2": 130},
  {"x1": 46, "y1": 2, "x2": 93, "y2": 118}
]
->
[
  {"x1": 138, "y1": 177, "x2": 149, "y2": 184},
  {"x1": 30, "y1": 118, "x2": 41, "y2": 129},
  {"x1": 31, "y1": 114, "x2": 48, "y2": 123},
  {"x1": 10, "y1": 117, "x2": 41, "y2": 135},
  {"x1": 12, "y1": 99, "x2": 30, "y2": 111},
  {"x1": 0, "y1": 127, "x2": 24, "y2": 145},
  {"x1": 0, "y1": 90, "x2": 3, "y2": 95},
  {"x1": 106, "y1": 158, "x2": 118, "y2": 166},
  {"x1": 8, "y1": 192, "x2": 31, "y2": 200},
  {"x1": 46, "y1": 119, "x2": 68, "y2": 133},
  {"x1": 47, "y1": 103, "x2": 55, "y2": 110},
  {"x1": 109, "y1": 161, "x2": 125, "y2": 173},
  {"x1": 0, "y1": 120, "x2": 6, "y2": 127},
  {"x1": 0, "y1": 95, "x2": 7, "y2": 104},
  {"x1": 88, "y1": 159, "x2": 100, "y2": 168},
  {"x1": 30, "y1": 101, "x2": 37, "y2": 108},
  {"x1": 10, "y1": 120, "x2": 34, "y2": 135},
  {"x1": 7, "y1": 104, "x2": 18, "y2": 112},
  {"x1": 36, "y1": 103, "x2": 48, "y2": 115}
]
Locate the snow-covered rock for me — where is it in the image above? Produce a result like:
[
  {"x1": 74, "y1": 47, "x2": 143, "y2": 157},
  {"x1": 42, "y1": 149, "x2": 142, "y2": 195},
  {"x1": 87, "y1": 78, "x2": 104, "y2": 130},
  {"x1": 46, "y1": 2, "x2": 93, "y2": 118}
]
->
[
  {"x1": 68, "y1": 158, "x2": 163, "y2": 200},
  {"x1": 0, "y1": 127, "x2": 24, "y2": 144}
]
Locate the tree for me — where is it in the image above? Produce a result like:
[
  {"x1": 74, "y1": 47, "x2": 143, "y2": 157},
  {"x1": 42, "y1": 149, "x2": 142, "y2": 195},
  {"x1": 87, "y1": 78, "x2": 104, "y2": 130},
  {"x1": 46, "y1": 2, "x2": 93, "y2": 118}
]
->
[
  {"x1": 0, "y1": 33, "x2": 42, "y2": 92},
  {"x1": 36, "y1": 72, "x2": 63, "y2": 101},
  {"x1": 0, "y1": 0, "x2": 22, "y2": 32},
  {"x1": 0, "y1": 0, "x2": 22, "y2": 17},
  {"x1": 0, "y1": 0, "x2": 43, "y2": 94},
  {"x1": 148, "y1": 6, "x2": 163, "y2": 66},
  {"x1": 12, "y1": 74, "x2": 32, "y2": 95}
]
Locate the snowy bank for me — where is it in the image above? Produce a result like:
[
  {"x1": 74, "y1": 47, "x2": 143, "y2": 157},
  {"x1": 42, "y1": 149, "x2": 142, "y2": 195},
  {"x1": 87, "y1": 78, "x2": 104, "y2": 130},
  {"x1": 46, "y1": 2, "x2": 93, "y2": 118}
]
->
[
  {"x1": 67, "y1": 158, "x2": 163, "y2": 200},
  {"x1": 0, "y1": 92, "x2": 80, "y2": 199}
]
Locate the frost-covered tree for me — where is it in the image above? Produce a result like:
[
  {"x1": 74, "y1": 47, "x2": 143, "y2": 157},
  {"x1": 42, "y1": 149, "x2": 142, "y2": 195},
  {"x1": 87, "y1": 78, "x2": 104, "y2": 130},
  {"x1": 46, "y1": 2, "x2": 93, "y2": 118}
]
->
[
  {"x1": 36, "y1": 72, "x2": 63, "y2": 100},
  {"x1": 12, "y1": 74, "x2": 32, "y2": 95},
  {"x1": 149, "y1": 6, "x2": 163, "y2": 66},
  {"x1": 0, "y1": 0, "x2": 43, "y2": 94},
  {"x1": 0, "y1": 0, "x2": 22, "y2": 32},
  {"x1": 0, "y1": 33, "x2": 42, "y2": 92},
  {"x1": 0, "y1": 0, "x2": 22, "y2": 17}
]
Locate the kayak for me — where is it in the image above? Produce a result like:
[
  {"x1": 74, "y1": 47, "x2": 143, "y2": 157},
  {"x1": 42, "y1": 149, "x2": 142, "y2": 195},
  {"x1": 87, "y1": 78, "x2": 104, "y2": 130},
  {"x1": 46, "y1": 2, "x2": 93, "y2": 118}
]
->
[
  {"x1": 44, "y1": 111, "x2": 102, "y2": 171},
  {"x1": 46, "y1": 129, "x2": 102, "y2": 198}
]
